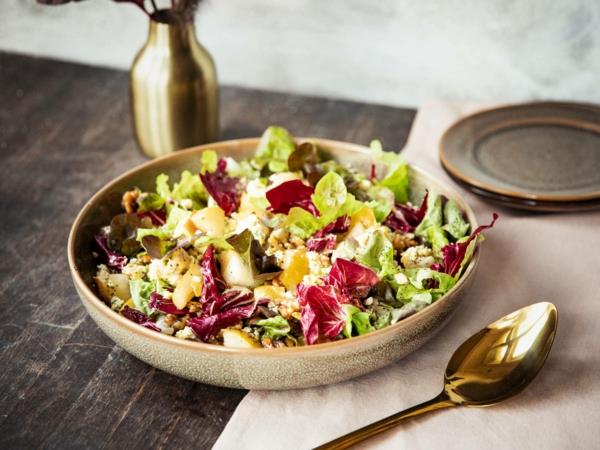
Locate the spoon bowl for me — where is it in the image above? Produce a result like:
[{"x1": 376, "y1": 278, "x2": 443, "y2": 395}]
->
[
  {"x1": 445, "y1": 302, "x2": 557, "y2": 406},
  {"x1": 317, "y1": 302, "x2": 558, "y2": 449}
]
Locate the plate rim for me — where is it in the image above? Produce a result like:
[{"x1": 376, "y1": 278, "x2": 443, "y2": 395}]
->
[{"x1": 439, "y1": 101, "x2": 600, "y2": 202}]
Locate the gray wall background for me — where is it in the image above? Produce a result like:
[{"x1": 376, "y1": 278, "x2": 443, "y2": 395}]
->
[{"x1": 1, "y1": 0, "x2": 599, "y2": 107}]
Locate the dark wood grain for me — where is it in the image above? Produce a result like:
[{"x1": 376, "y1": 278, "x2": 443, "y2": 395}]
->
[{"x1": 0, "y1": 51, "x2": 415, "y2": 449}]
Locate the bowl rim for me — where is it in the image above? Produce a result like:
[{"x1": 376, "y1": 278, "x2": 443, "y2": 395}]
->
[{"x1": 68, "y1": 137, "x2": 480, "y2": 357}]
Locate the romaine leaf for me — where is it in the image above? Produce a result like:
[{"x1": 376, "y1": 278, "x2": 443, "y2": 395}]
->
[
  {"x1": 200, "y1": 150, "x2": 218, "y2": 174},
  {"x1": 414, "y1": 191, "x2": 443, "y2": 238},
  {"x1": 284, "y1": 207, "x2": 322, "y2": 239},
  {"x1": 137, "y1": 192, "x2": 165, "y2": 213},
  {"x1": 356, "y1": 228, "x2": 399, "y2": 277},
  {"x1": 253, "y1": 126, "x2": 296, "y2": 173},
  {"x1": 342, "y1": 304, "x2": 375, "y2": 337},
  {"x1": 312, "y1": 172, "x2": 347, "y2": 215},
  {"x1": 426, "y1": 225, "x2": 450, "y2": 256},
  {"x1": 442, "y1": 199, "x2": 470, "y2": 240},
  {"x1": 129, "y1": 278, "x2": 154, "y2": 315},
  {"x1": 370, "y1": 140, "x2": 409, "y2": 203},
  {"x1": 257, "y1": 315, "x2": 291, "y2": 339}
]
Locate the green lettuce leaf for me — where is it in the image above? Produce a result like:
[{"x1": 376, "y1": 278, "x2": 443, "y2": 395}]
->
[
  {"x1": 366, "y1": 185, "x2": 395, "y2": 222},
  {"x1": 394, "y1": 268, "x2": 456, "y2": 303},
  {"x1": 200, "y1": 150, "x2": 218, "y2": 174},
  {"x1": 414, "y1": 191, "x2": 443, "y2": 237},
  {"x1": 154, "y1": 170, "x2": 208, "y2": 209},
  {"x1": 312, "y1": 171, "x2": 348, "y2": 215},
  {"x1": 257, "y1": 316, "x2": 291, "y2": 339},
  {"x1": 426, "y1": 226, "x2": 450, "y2": 256},
  {"x1": 342, "y1": 304, "x2": 375, "y2": 337},
  {"x1": 442, "y1": 199, "x2": 470, "y2": 240},
  {"x1": 371, "y1": 140, "x2": 409, "y2": 203},
  {"x1": 129, "y1": 279, "x2": 154, "y2": 315},
  {"x1": 356, "y1": 229, "x2": 399, "y2": 277},
  {"x1": 253, "y1": 126, "x2": 296, "y2": 173},
  {"x1": 284, "y1": 207, "x2": 322, "y2": 239},
  {"x1": 137, "y1": 192, "x2": 165, "y2": 213}
]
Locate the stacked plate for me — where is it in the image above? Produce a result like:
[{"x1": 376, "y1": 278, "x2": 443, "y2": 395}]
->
[{"x1": 439, "y1": 102, "x2": 600, "y2": 212}]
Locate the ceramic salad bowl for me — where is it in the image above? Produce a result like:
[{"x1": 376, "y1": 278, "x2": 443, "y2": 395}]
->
[{"x1": 67, "y1": 138, "x2": 480, "y2": 390}]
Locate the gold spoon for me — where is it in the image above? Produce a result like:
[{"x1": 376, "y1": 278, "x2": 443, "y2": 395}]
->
[{"x1": 316, "y1": 302, "x2": 557, "y2": 450}]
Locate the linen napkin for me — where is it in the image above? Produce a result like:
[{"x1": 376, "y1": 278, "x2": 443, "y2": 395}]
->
[{"x1": 214, "y1": 101, "x2": 600, "y2": 450}]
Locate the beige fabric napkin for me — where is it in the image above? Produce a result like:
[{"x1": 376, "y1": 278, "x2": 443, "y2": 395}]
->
[{"x1": 214, "y1": 101, "x2": 600, "y2": 450}]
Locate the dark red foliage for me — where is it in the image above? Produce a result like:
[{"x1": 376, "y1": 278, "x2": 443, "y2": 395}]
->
[
  {"x1": 436, "y1": 213, "x2": 498, "y2": 276},
  {"x1": 384, "y1": 191, "x2": 429, "y2": 233},
  {"x1": 199, "y1": 159, "x2": 242, "y2": 216},
  {"x1": 149, "y1": 292, "x2": 188, "y2": 315},
  {"x1": 200, "y1": 245, "x2": 227, "y2": 315},
  {"x1": 306, "y1": 235, "x2": 337, "y2": 252},
  {"x1": 323, "y1": 258, "x2": 379, "y2": 303},
  {"x1": 297, "y1": 284, "x2": 346, "y2": 345},
  {"x1": 121, "y1": 306, "x2": 161, "y2": 332},
  {"x1": 94, "y1": 234, "x2": 128, "y2": 271},
  {"x1": 266, "y1": 179, "x2": 319, "y2": 215}
]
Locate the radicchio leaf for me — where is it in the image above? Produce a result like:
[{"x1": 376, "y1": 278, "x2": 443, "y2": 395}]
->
[
  {"x1": 297, "y1": 284, "x2": 347, "y2": 345},
  {"x1": 190, "y1": 246, "x2": 258, "y2": 341},
  {"x1": 94, "y1": 234, "x2": 128, "y2": 271},
  {"x1": 266, "y1": 179, "x2": 319, "y2": 215},
  {"x1": 306, "y1": 235, "x2": 337, "y2": 252},
  {"x1": 188, "y1": 301, "x2": 256, "y2": 342},
  {"x1": 384, "y1": 191, "x2": 429, "y2": 233},
  {"x1": 305, "y1": 215, "x2": 350, "y2": 252},
  {"x1": 433, "y1": 213, "x2": 498, "y2": 277},
  {"x1": 121, "y1": 306, "x2": 161, "y2": 332},
  {"x1": 200, "y1": 245, "x2": 227, "y2": 315},
  {"x1": 324, "y1": 258, "x2": 379, "y2": 303},
  {"x1": 149, "y1": 292, "x2": 188, "y2": 315},
  {"x1": 199, "y1": 159, "x2": 242, "y2": 216}
]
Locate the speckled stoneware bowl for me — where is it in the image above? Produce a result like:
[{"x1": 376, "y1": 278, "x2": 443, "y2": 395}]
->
[{"x1": 68, "y1": 138, "x2": 480, "y2": 390}]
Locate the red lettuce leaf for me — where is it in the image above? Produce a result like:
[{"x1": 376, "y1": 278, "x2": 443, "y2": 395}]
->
[
  {"x1": 94, "y1": 234, "x2": 128, "y2": 271},
  {"x1": 199, "y1": 159, "x2": 242, "y2": 216},
  {"x1": 384, "y1": 191, "x2": 428, "y2": 233},
  {"x1": 313, "y1": 215, "x2": 350, "y2": 238},
  {"x1": 297, "y1": 284, "x2": 346, "y2": 345},
  {"x1": 266, "y1": 179, "x2": 319, "y2": 215},
  {"x1": 306, "y1": 215, "x2": 350, "y2": 252},
  {"x1": 121, "y1": 306, "x2": 161, "y2": 332},
  {"x1": 149, "y1": 292, "x2": 189, "y2": 315},
  {"x1": 137, "y1": 209, "x2": 166, "y2": 226},
  {"x1": 191, "y1": 245, "x2": 258, "y2": 341},
  {"x1": 434, "y1": 213, "x2": 498, "y2": 276},
  {"x1": 306, "y1": 235, "x2": 337, "y2": 252},
  {"x1": 200, "y1": 245, "x2": 227, "y2": 315},
  {"x1": 323, "y1": 258, "x2": 379, "y2": 303},
  {"x1": 188, "y1": 301, "x2": 256, "y2": 342}
]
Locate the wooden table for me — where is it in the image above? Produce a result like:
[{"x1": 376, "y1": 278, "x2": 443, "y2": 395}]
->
[{"x1": 0, "y1": 52, "x2": 416, "y2": 449}]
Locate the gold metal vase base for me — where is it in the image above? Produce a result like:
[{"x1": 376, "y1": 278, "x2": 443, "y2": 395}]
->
[{"x1": 130, "y1": 15, "x2": 219, "y2": 159}]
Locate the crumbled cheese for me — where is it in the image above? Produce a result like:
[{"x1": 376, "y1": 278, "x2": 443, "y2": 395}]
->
[
  {"x1": 307, "y1": 251, "x2": 331, "y2": 278},
  {"x1": 155, "y1": 316, "x2": 175, "y2": 335},
  {"x1": 400, "y1": 245, "x2": 435, "y2": 269},
  {"x1": 175, "y1": 326, "x2": 196, "y2": 340},
  {"x1": 122, "y1": 258, "x2": 148, "y2": 280},
  {"x1": 234, "y1": 212, "x2": 269, "y2": 244},
  {"x1": 147, "y1": 248, "x2": 192, "y2": 285},
  {"x1": 179, "y1": 198, "x2": 193, "y2": 210},
  {"x1": 394, "y1": 272, "x2": 409, "y2": 285}
]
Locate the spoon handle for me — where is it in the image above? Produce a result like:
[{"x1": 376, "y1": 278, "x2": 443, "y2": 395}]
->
[{"x1": 314, "y1": 392, "x2": 456, "y2": 450}]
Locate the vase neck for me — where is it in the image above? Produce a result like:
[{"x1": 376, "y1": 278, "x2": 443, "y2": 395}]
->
[{"x1": 147, "y1": 19, "x2": 198, "y2": 53}]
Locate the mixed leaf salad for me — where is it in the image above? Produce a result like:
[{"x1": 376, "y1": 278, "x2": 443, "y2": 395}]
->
[{"x1": 93, "y1": 126, "x2": 496, "y2": 348}]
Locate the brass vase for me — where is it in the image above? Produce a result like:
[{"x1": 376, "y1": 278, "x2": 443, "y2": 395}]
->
[{"x1": 130, "y1": 15, "x2": 218, "y2": 158}]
